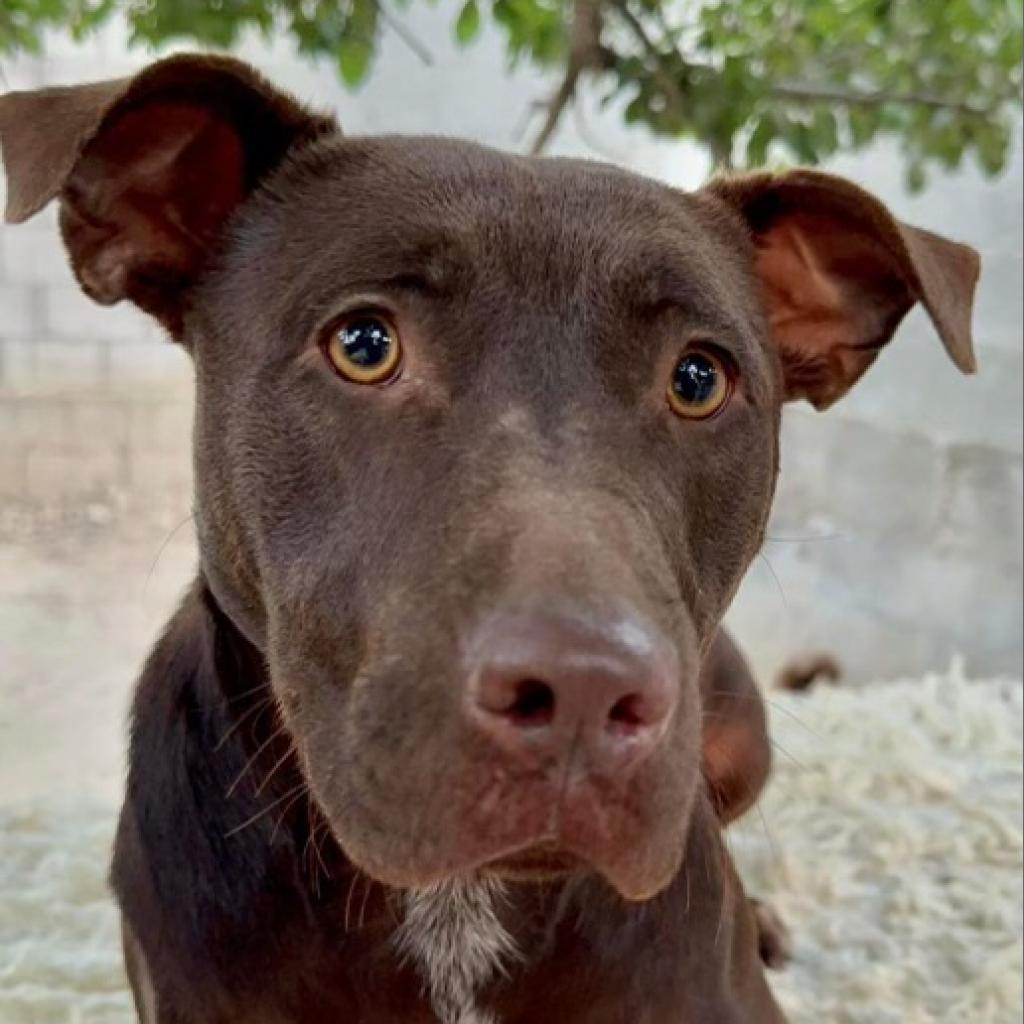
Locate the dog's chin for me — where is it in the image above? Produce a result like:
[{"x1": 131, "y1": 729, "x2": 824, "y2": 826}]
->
[
  {"x1": 477, "y1": 845, "x2": 681, "y2": 901},
  {"x1": 330, "y1": 821, "x2": 686, "y2": 903},
  {"x1": 310, "y1": 746, "x2": 697, "y2": 903},
  {"x1": 314, "y1": 777, "x2": 694, "y2": 903}
]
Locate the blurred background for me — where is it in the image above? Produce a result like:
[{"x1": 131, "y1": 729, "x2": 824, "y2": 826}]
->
[{"x1": 0, "y1": 2, "x2": 1022, "y2": 804}]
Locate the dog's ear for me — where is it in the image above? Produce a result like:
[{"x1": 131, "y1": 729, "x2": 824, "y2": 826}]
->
[
  {"x1": 706, "y1": 169, "x2": 979, "y2": 409},
  {"x1": 0, "y1": 54, "x2": 336, "y2": 336}
]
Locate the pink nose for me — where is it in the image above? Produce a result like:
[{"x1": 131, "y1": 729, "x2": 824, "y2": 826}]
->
[{"x1": 465, "y1": 610, "x2": 678, "y2": 777}]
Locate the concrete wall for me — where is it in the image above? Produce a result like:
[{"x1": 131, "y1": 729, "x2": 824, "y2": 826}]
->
[{"x1": 1, "y1": 12, "x2": 1020, "y2": 681}]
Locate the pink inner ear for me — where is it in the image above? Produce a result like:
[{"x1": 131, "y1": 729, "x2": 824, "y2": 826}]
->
[
  {"x1": 757, "y1": 221, "x2": 841, "y2": 329},
  {"x1": 753, "y1": 214, "x2": 904, "y2": 408},
  {"x1": 61, "y1": 102, "x2": 246, "y2": 324}
]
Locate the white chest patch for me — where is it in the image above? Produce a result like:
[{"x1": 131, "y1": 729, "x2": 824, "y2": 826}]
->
[{"x1": 395, "y1": 877, "x2": 519, "y2": 1024}]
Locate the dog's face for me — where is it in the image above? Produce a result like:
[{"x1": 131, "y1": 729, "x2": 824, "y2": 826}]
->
[
  {"x1": 193, "y1": 139, "x2": 782, "y2": 898},
  {"x1": 0, "y1": 56, "x2": 978, "y2": 900}
]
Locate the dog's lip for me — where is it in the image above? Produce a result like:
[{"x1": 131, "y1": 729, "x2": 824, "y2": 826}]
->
[
  {"x1": 480, "y1": 841, "x2": 584, "y2": 880},
  {"x1": 447, "y1": 767, "x2": 689, "y2": 900},
  {"x1": 316, "y1": 747, "x2": 692, "y2": 900},
  {"x1": 451, "y1": 773, "x2": 655, "y2": 890}
]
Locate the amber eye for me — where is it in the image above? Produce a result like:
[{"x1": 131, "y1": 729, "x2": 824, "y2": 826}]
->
[
  {"x1": 325, "y1": 313, "x2": 402, "y2": 383},
  {"x1": 667, "y1": 348, "x2": 732, "y2": 419}
]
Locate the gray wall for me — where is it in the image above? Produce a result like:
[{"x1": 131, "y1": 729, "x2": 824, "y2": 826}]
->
[{"x1": 1, "y1": 12, "x2": 1021, "y2": 681}]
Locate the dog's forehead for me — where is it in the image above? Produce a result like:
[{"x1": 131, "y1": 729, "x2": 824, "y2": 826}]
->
[
  {"x1": 305, "y1": 134, "x2": 679, "y2": 216},
  {"x1": 263, "y1": 135, "x2": 734, "y2": 277},
  {"x1": 223, "y1": 134, "x2": 756, "y2": 344}
]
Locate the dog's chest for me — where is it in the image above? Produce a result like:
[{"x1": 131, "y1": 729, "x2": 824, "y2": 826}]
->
[{"x1": 396, "y1": 878, "x2": 518, "y2": 1024}]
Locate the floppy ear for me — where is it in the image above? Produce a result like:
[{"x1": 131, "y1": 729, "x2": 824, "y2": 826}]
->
[
  {"x1": 0, "y1": 54, "x2": 336, "y2": 336},
  {"x1": 706, "y1": 170, "x2": 980, "y2": 409}
]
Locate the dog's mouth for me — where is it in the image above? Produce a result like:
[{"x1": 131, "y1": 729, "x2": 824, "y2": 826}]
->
[
  {"x1": 307, "y1": 745, "x2": 698, "y2": 901},
  {"x1": 481, "y1": 842, "x2": 584, "y2": 882}
]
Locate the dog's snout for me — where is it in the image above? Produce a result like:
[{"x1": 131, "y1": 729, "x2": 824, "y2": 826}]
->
[{"x1": 466, "y1": 611, "x2": 678, "y2": 775}]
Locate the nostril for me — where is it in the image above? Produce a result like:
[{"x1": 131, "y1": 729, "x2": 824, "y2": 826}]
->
[
  {"x1": 608, "y1": 693, "x2": 648, "y2": 733},
  {"x1": 505, "y1": 679, "x2": 556, "y2": 728}
]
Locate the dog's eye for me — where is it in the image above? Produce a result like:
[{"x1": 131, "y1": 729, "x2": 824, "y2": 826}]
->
[
  {"x1": 325, "y1": 313, "x2": 402, "y2": 384},
  {"x1": 667, "y1": 348, "x2": 732, "y2": 419}
]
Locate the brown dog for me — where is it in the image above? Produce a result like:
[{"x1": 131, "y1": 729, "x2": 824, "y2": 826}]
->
[{"x1": 0, "y1": 55, "x2": 978, "y2": 1024}]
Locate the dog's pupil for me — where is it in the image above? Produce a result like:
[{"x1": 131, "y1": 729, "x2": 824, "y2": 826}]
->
[
  {"x1": 673, "y1": 354, "x2": 718, "y2": 404},
  {"x1": 340, "y1": 318, "x2": 391, "y2": 366}
]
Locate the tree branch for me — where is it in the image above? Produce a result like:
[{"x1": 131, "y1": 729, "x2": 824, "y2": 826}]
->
[
  {"x1": 708, "y1": 136, "x2": 734, "y2": 172},
  {"x1": 609, "y1": 2, "x2": 742, "y2": 166},
  {"x1": 610, "y1": 0, "x2": 686, "y2": 118},
  {"x1": 530, "y1": 0, "x2": 607, "y2": 154},
  {"x1": 376, "y1": 2, "x2": 434, "y2": 66},
  {"x1": 769, "y1": 82, "x2": 998, "y2": 117},
  {"x1": 530, "y1": 66, "x2": 582, "y2": 154},
  {"x1": 608, "y1": 2, "x2": 1006, "y2": 133}
]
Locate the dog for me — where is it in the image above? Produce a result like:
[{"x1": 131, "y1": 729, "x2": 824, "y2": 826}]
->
[{"x1": 0, "y1": 54, "x2": 978, "y2": 1023}]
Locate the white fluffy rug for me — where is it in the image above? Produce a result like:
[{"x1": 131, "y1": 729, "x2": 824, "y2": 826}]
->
[
  {"x1": 736, "y1": 665, "x2": 1023, "y2": 1024},
  {"x1": 1, "y1": 666, "x2": 1021, "y2": 1023}
]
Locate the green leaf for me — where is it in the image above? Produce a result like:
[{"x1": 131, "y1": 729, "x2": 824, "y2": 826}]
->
[
  {"x1": 338, "y1": 34, "x2": 373, "y2": 87},
  {"x1": 906, "y1": 162, "x2": 928, "y2": 192},
  {"x1": 810, "y1": 109, "x2": 839, "y2": 155},
  {"x1": 624, "y1": 93, "x2": 648, "y2": 125},
  {"x1": 975, "y1": 122, "x2": 1011, "y2": 176},
  {"x1": 455, "y1": 0, "x2": 481, "y2": 46},
  {"x1": 848, "y1": 109, "x2": 880, "y2": 148},
  {"x1": 747, "y1": 113, "x2": 777, "y2": 166}
]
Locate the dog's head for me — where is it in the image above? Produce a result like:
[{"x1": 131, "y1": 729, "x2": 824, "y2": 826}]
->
[{"x1": 0, "y1": 56, "x2": 978, "y2": 900}]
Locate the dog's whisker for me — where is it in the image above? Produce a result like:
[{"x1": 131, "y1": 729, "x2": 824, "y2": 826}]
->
[
  {"x1": 220, "y1": 681, "x2": 274, "y2": 708},
  {"x1": 225, "y1": 723, "x2": 290, "y2": 798},
  {"x1": 713, "y1": 845, "x2": 730, "y2": 953},
  {"x1": 303, "y1": 805, "x2": 334, "y2": 893},
  {"x1": 703, "y1": 688, "x2": 821, "y2": 737},
  {"x1": 196, "y1": 683, "x2": 271, "y2": 713},
  {"x1": 755, "y1": 551, "x2": 789, "y2": 610},
  {"x1": 714, "y1": 752, "x2": 785, "y2": 872},
  {"x1": 254, "y1": 741, "x2": 298, "y2": 797},
  {"x1": 344, "y1": 870, "x2": 362, "y2": 933},
  {"x1": 383, "y1": 888, "x2": 401, "y2": 922},
  {"x1": 270, "y1": 787, "x2": 310, "y2": 845},
  {"x1": 312, "y1": 822, "x2": 333, "y2": 883},
  {"x1": 214, "y1": 696, "x2": 275, "y2": 753},
  {"x1": 763, "y1": 699, "x2": 822, "y2": 739},
  {"x1": 224, "y1": 782, "x2": 308, "y2": 839},
  {"x1": 751, "y1": 800, "x2": 784, "y2": 873},
  {"x1": 303, "y1": 810, "x2": 332, "y2": 898},
  {"x1": 143, "y1": 512, "x2": 196, "y2": 596},
  {"x1": 768, "y1": 737, "x2": 807, "y2": 771},
  {"x1": 357, "y1": 874, "x2": 375, "y2": 931},
  {"x1": 765, "y1": 530, "x2": 838, "y2": 544}
]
